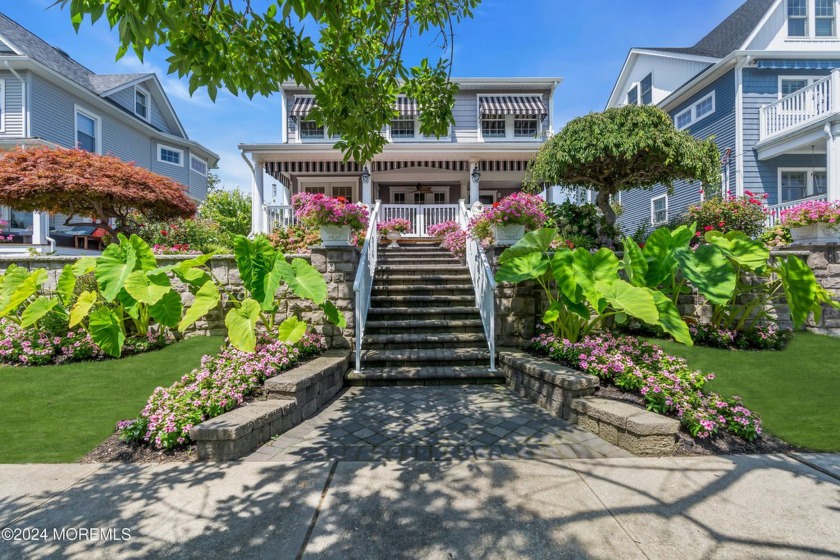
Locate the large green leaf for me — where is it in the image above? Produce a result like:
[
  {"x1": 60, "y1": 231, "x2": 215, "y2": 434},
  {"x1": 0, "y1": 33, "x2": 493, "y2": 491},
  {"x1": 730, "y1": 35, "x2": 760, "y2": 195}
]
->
[
  {"x1": 621, "y1": 237, "x2": 648, "y2": 287},
  {"x1": 498, "y1": 228, "x2": 557, "y2": 263},
  {"x1": 542, "y1": 301, "x2": 564, "y2": 325},
  {"x1": 69, "y1": 290, "x2": 97, "y2": 327},
  {"x1": 673, "y1": 245, "x2": 736, "y2": 305},
  {"x1": 550, "y1": 249, "x2": 578, "y2": 301},
  {"x1": 652, "y1": 291, "x2": 693, "y2": 346},
  {"x1": 116, "y1": 289, "x2": 141, "y2": 320},
  {"x1": 88, "y1": 307, "x2": 126, "y2": 358},
  {"x1": 574, "y1": 248, "x2": 620, "y2": 308},
  {"x1": 173, "y1": 266, "x2": 212, "y2": 289},
  {"x1": 178, "y1": 280, "x2": 221, "y2": 332},
  {"x1": 0, "y1": 265, "x2": 30, "y2": 316},
  {"x1": 642, "y1": 227, "x2": 680, "y2": 288},
  {"x1": 0, "y1": 268, "x2": 48, "y2": 318},
  {"x1": 595, "y1": 279, "x2": 659, "y2": 325},
  {"x1": 495, "y1": 251, "x2": 550, "y2": 283},
  {"x1": 95, "y1": 240, "x2": 138, "y2": 302},
  {"x1": 276, "y1": 258, "x2": 328, "y2": 305},
  {"x1": 320, "y1": 300, "x2": 347, "y2": 328},
  {"x1": 56, "y1": 265, "x2": 77, "y2": 306},
  {"x1": 225, "y1": 298, "x2": 262, "y2": 352},
  {"x1": 149, "y1": 290, "x2": 183, "y2": 329},
  {"x1": 778, "y1": 255, "x2": 818, "y2": 329},
  {"x1": 124, "y1": 270, "x2": 172, "y2": 305},
  {"x1": 277, "y1": 316, "x2": 307, "y2": 344},
  {"x1": 127, "y1": 234, "x2": 158, "y2": 271},
  {"x1": 20, "y1": 297, "x2": 59, "y2": 328},
  {"x1": 705, "y1": 231, "x2": 769, "y2": 272},
  {"x1": 233, "y1": 235, "x2": 276, "y2": 300},
  {"x1": 72, "y1": 256, "x2": 97, "y2": 276}
]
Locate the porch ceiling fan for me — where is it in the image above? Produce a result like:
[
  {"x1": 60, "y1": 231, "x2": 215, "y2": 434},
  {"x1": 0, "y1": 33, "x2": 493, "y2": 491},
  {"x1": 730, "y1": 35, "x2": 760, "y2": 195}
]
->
[{"x1": 413, "y1": 183, "x2": 433, "y2": 194}]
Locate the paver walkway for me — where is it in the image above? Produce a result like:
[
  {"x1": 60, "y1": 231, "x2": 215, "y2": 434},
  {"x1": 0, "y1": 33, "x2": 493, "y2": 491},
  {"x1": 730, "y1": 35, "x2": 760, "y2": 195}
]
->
[{"x1": 244, "y1": 385, "x2": 631, "y2": 462}]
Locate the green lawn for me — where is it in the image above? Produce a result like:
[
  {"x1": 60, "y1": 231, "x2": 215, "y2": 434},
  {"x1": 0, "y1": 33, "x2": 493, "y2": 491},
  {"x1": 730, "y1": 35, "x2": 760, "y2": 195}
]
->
[
  {"x1": 0, "y1": 336, "x2": 224, "y2": 463},
  {"x1": 652, "y1": 333, "x2": 840, "y2": 452}
]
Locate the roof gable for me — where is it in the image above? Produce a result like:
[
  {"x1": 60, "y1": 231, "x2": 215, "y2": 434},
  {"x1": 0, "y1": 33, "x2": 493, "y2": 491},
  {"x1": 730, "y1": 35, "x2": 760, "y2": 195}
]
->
[{"x1": 692, "y1": 0, "x2": 779, "y2": 57}]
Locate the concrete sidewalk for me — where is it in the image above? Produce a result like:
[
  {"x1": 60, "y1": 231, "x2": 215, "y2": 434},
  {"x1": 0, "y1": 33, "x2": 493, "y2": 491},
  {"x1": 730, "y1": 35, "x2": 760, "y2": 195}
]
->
[{"x1": 1, "y1": 454, "x2": 838, "y2": 559}]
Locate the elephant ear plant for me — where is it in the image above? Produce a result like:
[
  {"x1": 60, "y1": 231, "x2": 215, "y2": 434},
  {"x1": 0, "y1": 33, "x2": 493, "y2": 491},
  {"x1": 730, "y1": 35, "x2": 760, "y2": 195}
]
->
[{"x1": 495, "y1": 229, "x2": 693, "y2": 345}]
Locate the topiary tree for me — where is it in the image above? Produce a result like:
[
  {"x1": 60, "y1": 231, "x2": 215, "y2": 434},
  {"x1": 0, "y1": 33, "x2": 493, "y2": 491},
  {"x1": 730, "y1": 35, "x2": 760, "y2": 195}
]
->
[
  {"x1": 0, "y1": 147, "x2": 196, "y2": 237},
  {"x1": 526, "y1": 105, "x2": 721, "y2": 242}
]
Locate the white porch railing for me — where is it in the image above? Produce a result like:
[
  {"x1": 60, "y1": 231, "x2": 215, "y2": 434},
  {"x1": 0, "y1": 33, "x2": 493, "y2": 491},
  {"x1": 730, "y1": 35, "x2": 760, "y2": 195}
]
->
[
  {"x1": 765, "y1": 194, "x2": 828, "y2": 227},
  {"x1": 379, "y1": 204, "x2": 459, "y2": 237},
  {"x1": 266, "y1": 205, "x2": 297, "y2": 231},
  {"x1": 760, "y1": 71, "x2": 838, "y2": 141},
  {"x1": 459, "y1": 200, "x2": 496, "y2": 371},
  {"x1": 352, "y1": 200, "x2": 381, "y2": 373}
]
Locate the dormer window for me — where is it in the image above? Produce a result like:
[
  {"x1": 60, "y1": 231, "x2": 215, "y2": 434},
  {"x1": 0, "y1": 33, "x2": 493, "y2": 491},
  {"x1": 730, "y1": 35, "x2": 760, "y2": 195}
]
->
[
  {"x1": 478, "y1": 95, "x2": 547, "y2": 141},
  {"x1": 390, "y1": 114, "x2": 416, "y2": 139},
  {"x1": 299, "y1": 119, "x2": 326, "y2": 139},
  {"x1": 135, "y1": 87, "x2": 149, "y2": 120}
]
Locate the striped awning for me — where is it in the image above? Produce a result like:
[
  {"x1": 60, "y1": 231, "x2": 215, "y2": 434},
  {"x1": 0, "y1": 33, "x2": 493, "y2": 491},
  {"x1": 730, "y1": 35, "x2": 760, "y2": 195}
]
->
[
  {"x1": 289, "y1": 97, "x2": 317, "y2": 118},
  {"x1": 395, "y1": 97, "x2": 419, "y2": 116},
  {"x1": 479, "y1": 95, "x2": 547, "y2": 117},
  {"x1": 757, "y1": 59, "x2": 840, "y2": 70}
]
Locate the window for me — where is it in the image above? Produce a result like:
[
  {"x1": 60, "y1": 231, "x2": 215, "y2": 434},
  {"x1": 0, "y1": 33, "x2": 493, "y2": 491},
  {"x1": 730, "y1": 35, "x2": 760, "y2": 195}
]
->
[
  {"x1": 135, "y1": 87, "x2": 149, "y2": 120},
  {"x1": 788, "y1": 0, "x2": 809, "y2": 36},
  {"x1": 779, "y1": 168, "x2": 827, "y2": 202},
  {"x1": 190, "y1": 155, "x2": 207, "y2": 176},
  {"x1": 433, "y1": 192, "x2": 446, "y2": 204},
  {"x1": 627, "y1": 84, "x2": 639, "y2": 106},
  {"x1": 75, "y1": 107, "x2": 100, "y2": 153},
  {"x1": 157, "y1": 145, "x2": 183, "y2": 166},
  {"x1": 393, "y1": 192, "x2": 406, "y2": 204},
  {"x1": 514, "y1": 114, "x2": 538, "y2": 138},
  {"x1": 302, "y1": 183, "x2": 355, "y2": 201},
  {"x1": 813, "y1": 171, "x2": 828, "y2": 195},
  {"x1": 640, "y1": 74, "x2": 653, "y2": 105},
  {"x1": 304, "y1": 186, "x2": 326, "y2": 194},
  {"x1": 675, "y1": 108, "x2": 693, "y2": 129},
  {"x1": 332, "y1": 186, "x2": 353, "y2": 202},
  {"x1": 781, "y1": 78, "x2": 810, "y2": 97},
  {"x1": 816, "y1": 0, "x2": 836, "y2": 36},
  {"x1": 673, "y1": 92, "x2": 715, "y2": 129},
  {"x1": 481, "y1": 114, "x2": 506, "y2": 138},
  {"x1": 651, "y1": 195, "x2": 668, "y2": 225},
  {"x1": 390, "y1": 114, "x2": 416, "y2": 139},
  {"x1": 299, "y1": 119, "x2": 326, "y2": 140}
]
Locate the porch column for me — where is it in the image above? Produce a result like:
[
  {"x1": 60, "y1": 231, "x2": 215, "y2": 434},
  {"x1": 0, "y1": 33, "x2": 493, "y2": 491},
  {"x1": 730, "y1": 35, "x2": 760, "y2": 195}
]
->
[
  {"x1": 250, "y1": 160, "x2": 266, "y2": 235},
  {"x1": 469, "y1": 159, "x2": 481, "y2": 205},
  {"x1": 361, "y1": 163, "x2": 373, "y2": 206},
  {"x1": 31, "y1": 211, "x2": 48, "y2": 246},
  {"x1": 828, "y1": 123, "x2": 840, "y2": 202}
]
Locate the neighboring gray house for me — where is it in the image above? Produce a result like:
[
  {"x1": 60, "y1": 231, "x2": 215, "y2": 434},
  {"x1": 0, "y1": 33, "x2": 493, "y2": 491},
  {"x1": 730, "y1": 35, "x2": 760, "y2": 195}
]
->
[
  {"x1": 0, "y1": 12, "x2": 218, "y2": 237},
  {"x1": 607, "y1": 0, "x2": 840, "y2": 234}
]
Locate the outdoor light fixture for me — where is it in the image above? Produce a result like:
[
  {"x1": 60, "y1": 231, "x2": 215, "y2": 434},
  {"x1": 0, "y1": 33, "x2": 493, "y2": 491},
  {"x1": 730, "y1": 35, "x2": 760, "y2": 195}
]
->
[
  {"x1": 471, "y1": 164, "x2": 481, "y2": 183},
  {"x1": 361, "y1": 166, "x2": 371, "y2": 184}
]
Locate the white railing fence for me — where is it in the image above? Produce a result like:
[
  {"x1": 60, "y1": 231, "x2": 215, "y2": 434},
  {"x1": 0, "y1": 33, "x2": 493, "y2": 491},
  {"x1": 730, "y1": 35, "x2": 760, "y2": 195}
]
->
[
  {"x1": 379, "y1": 204, "x2": 459, "y2": 237},
  {"x1": 459, "y1": 200, "x2": 496, "y2": 371},
  {"x1": 761, "y1": 71, "x2": 838, "y2": 140},
  {"x1": 765, "y1": 194, "x2": 828, "y2": 227},
  {"x1": 266, "y1": 205, "x2": 297, "y2": 232},
  {"x1": 352, "y1": 200, "x2": 382, "y2": 373}
]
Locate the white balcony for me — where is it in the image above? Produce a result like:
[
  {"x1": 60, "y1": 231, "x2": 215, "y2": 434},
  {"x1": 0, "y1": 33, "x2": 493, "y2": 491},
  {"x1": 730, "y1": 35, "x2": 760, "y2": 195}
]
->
[{"x1": 760, "y1": 71, "x2": 840, "y2": 142}]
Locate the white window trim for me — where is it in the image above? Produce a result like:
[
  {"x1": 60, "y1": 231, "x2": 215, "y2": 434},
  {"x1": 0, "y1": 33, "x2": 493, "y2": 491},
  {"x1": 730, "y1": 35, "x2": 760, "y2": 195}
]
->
[
  {"x1": 298, "y1": 176, "x2": 359, "y2": 202},
  {"x1": 777, "y1": 75, "x2": 825, "y2": 98},
  {"x1": 785, "y1": 0, "x2": 838, "y2": 38},
  {"x1": 190, "y1": 155, "x2": 208, "y2": 176},
  {"x1": 777, "y1": 167, "x2": 828, "y2": 202},
  {"x1": 674, "y1": 92, "x2": 716, "y2": 130},
  {"x1": 650, "y1": 194, "x2": 668, "y2": 225},
  {"x1": 157, "y1": 144, "x2": 184, "y2": 167},
  {"x1": 0, "y1": 79, "x2": 5, "y2": 133},
  {"x1": 74, "y1": 105, "x2": 101, "y2": 154},
  {"x1": 134, "y1": 85, "x2": 151, "y2": 122},
  {"x1": 476, "y1": 94, "x2": 545, "y2": 142},
  {"x1": 389, "y1": 186, "x2": 449, "y2": 204}
]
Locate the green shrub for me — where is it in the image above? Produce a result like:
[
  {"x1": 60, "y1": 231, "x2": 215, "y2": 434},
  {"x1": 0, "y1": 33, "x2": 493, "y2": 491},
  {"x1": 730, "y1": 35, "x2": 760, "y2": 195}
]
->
[
  {"x1": 198, "y1": 186, "x2": 252, "y2": 245},
  {"x1": 687, "y1": 193, "x2": 767, "y2": 240},
  {"x1": 138, "y1": 217, "x2": 228, "y2": 254},
  {"x1": 544, "y1": 201, "x2": 601, "y2": 248}
]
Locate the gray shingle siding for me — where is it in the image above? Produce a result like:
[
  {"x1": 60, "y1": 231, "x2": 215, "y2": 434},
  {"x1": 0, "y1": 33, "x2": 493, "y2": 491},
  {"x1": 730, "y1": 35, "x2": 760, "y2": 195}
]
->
[
  {"x1": 619, "y1": 71, "x2": 736, "y2": 235},
  {"x1": 0, "y1": 70, "x2": 24, "y2": 137}
]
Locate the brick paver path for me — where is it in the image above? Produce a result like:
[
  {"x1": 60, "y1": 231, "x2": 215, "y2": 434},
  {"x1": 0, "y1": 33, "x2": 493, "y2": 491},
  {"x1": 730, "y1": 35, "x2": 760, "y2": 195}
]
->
[{"x1": 244, "y1": 385, "x2": 632, "y2": 462}]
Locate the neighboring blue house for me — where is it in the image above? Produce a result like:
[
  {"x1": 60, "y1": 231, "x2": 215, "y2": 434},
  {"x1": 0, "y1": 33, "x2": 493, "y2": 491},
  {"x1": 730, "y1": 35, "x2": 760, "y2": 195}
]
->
[
  {"x1": 607, "y1": 0, "x2": 840, "y2": 234},
  {"x1": 0, "y1": 12, "x2": 218, "y2": 240}
]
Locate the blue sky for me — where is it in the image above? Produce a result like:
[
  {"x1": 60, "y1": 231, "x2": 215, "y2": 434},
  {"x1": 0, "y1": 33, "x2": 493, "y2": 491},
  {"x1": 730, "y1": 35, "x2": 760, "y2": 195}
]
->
[{"x1": 4, "y1": 0, "x2": 741, "y2": 191}]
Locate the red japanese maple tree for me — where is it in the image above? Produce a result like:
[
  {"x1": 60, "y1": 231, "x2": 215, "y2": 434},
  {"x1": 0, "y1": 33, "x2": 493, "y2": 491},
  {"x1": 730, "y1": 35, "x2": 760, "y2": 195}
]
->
[{"x1": 0, "y1": 147, "x2": 196, "y2": 235}]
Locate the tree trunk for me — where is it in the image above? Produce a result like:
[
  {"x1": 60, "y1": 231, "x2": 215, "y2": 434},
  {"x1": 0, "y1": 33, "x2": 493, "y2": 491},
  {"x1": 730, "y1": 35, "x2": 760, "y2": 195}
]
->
[{"x1": 595, "y1": 189, "x2": 617, "y2": 246}]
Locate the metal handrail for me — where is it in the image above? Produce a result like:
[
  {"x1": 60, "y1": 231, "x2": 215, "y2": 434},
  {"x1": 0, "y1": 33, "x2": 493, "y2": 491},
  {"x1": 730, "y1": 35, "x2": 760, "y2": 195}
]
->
[
  {"x1": 459, "y1": 200, "x2": 496, "y2": 371},
  {"x1": 352, "y1": 200, "x2": 381, "y2": 373}
]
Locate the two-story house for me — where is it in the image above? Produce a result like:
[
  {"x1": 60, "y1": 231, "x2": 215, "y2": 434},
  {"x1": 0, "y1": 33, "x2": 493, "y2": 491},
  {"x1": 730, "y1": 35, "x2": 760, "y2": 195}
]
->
[
  {"x1": 241, "y1": 77, "x2": 562, "y2": 236},
  {"x1": 606, "y1": 0, "x2": 840, "y2": 234},
  {"x1": 0, "y1": 12, "x2": 218, "y2": 240}
]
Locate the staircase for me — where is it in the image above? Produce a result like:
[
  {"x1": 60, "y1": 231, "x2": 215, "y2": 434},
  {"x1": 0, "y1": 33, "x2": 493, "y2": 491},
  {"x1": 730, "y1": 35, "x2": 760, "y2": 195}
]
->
[{"x1": 347, "y1": 241, "x2": 502, "y2": 386}]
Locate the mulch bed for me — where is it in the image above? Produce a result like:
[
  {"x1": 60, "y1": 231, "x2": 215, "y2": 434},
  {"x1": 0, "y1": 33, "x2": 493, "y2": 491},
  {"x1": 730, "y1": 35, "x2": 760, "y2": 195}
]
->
[{"x1": 80, "y1": 434, "x2": 197, "y2": 464}]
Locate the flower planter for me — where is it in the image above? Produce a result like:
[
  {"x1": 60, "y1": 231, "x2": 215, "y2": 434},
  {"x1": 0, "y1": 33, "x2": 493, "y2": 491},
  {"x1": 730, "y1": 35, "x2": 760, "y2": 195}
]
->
[
  {"x1": 492, "y1": 224, "x2": 526, "y2": 246},
  {"x1": 789, "y1": 223, "x2": 840, "y2": 245},
  {"x1": 386, "y1": 231, "x2": 402, "y2": 248},
  {"x1": 319, "y1": 225, "x2": 352, "y2": 247}
]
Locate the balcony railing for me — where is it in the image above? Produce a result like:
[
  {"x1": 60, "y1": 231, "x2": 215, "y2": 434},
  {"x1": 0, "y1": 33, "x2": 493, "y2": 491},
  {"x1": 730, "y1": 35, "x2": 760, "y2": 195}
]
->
[
  {"x1": 760, "y1": 71, "x2": 839, "y2": 141},
  {"x1": 378, "y1": 204, "x2": 460, "y2": 237},
  {"x1": 266, "y1": 205, "x2": 297, "y2": 231},
  {"x1": 765, "y1": 194, "x2": 828, "y2": 227}
]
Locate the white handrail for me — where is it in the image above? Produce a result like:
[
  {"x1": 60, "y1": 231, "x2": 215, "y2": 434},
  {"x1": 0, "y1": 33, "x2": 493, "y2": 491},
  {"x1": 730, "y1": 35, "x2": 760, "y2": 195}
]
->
[
  {"x1": 352, "y1": 200, "x2": 381, "y2": 373},
  {"x1": 379, "y1": 204, "x2": 460, "y2": 237},
  {"x1": 761, "y1": 72, "x2": 834, "y2": 140},
  {"x1": 459, "y1": 200, "x2": 496, "y2": 371},
  {"x1": 266, "y1": 205, "x2": 297, "y2": 231}
]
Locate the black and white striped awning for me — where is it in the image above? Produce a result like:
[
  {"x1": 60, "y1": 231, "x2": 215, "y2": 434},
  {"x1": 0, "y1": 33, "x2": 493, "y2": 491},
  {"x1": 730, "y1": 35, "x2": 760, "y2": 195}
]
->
[
  {"x1": 479, "y1": 96, "x2": 547, "y2": 117},
  {"x1": 395, "y1": 97, "x2": 419, "y2": 116},
  {"x1": 289, "y1": 97, "x2": 317, "y2": 118}
]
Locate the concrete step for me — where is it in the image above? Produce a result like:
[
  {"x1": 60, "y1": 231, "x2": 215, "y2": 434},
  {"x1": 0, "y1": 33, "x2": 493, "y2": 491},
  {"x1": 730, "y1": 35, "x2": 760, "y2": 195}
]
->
[
  {"x1": 377, "y1": 265, "x2": 468, "y2": 276},
  {"x1": 371, "y1": 285, "x2": 475, "y2": 297},
  {"x1": 378, "y1": 257, "x2": 459, "y2": 266},
  {"x1": 370, "y1": 295, "x2": 476, "y2": 305},
  {"x1": 352, "y1": 348, "x2": 493, "y2": 368},
  {"x1": 365, "y1": 319, "x2": 485, "y2": 334},
  {"x1": 368, "y1": 307, "x2": 479, "y2": 322},
  {"x1": 346, "y1": 365, "x2": 503, "y2": 386},
  {"x1": 363, "y1": 332, "x2": 487, "y2": 350},
  {"x1": 375, "y1": 274, "x2": 472, "y2": 286}
]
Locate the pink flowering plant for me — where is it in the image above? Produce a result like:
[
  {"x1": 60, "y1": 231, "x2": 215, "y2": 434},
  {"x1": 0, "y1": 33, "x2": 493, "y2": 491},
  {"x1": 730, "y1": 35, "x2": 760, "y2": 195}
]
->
[
  {"x1": 530, "y1": 331, "x2": 762, "y2": 441},
  {"x1": 780, "y1": 199, "x2": 840, "y2": 229},
  {"x1": 428, "y1": 220, "x2": 467, "y2": 259},
  {"x1": 687, "y1": 191, "x2": 768, "y2": 241},
  {"x1": 118, "y1": 330, "x2": 327, "y2": 449},
  {"x1": 470, "y1": 193, "x2": 548, "y2": 242},
  {"x1": 377, "y1": 218, "x2": 412, "y2": 236},
  {"x1": 0, "y1": 218, "x2": 12, "y2": 242},
  {"x1": 292, "y1": 192, "x2": 369, "y2": 231},
  {"x1": 689, "y1": 322, "x2": 791, "y2": 351}
]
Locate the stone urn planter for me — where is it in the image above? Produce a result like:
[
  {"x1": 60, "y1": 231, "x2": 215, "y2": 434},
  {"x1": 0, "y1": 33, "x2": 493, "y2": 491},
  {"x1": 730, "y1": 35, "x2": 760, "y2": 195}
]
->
[
  {"x1": 319, "y1": 225, "x2": 352, "y2": 247},
  {"x1": 790, "y1": 223, "x2": 840, "y2": 245},
  {"x1": 385, "y1": 231, "x2": 402, "y2": 248},
  {"x1": 492, "y1": 223, "x2": 526, "y2": 246}
]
